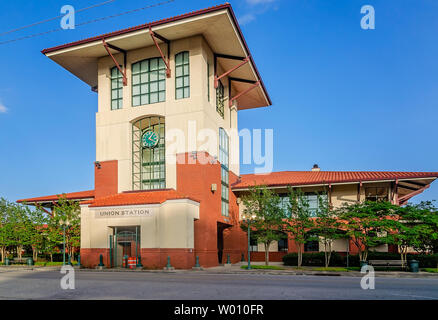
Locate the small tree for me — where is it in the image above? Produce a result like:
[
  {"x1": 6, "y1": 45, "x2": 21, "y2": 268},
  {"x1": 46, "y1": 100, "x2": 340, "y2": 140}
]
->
[
  {"x1": 27, "y1": 206, "x2": 49, "y2": 261},
  {"x1": 241, "y1": 186, "x2": 286, "y2": 266},
  {"x1": 284, "y1": 188, "x2": 315, "y2": 268},
  {"x1": 393, "y1": 201, "x2": 438, "y2": 265},
  {"x1": 314, "y1": 194, "x2": 342, "y2": 268},
  {"x1": 337, "y1": 201, "x2": 398, "y2": 262},
  {"x1": 0, "y1": 198, "x2": 11, "y2": 262},
  {"x1": 52, "y1": 196, "x2": 81, "y2": 259}
]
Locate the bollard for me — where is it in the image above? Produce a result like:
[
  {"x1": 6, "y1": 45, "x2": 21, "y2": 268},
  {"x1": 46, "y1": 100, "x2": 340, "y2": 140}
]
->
[
  {"x1": 136, "y1": 255, "x2": 143, "y2": 268},
  {"x1": 98, "y1": 254, "x2": 104, "y2": 267},
  {"x1": 226, "y1": 254, "x2": 231, "y2": 264},
  {"x1": 68, "y1": 254, "x2": 72, "y2": 266},
  {"x1": 195, "y1": 256, "x2": 200, "y2": 268},
  {"x1": 166, "y1": 256, "x2": 172, "y2": 268},
  {"x1": 77, "y1": 255, "x2": 81, "y2": 268},
  {"x1": 241, "y1": 253, "x2": 245, "y2": 262},
  {"x1": 5, "y1": 257, "x2": 10, "y2": 266}
]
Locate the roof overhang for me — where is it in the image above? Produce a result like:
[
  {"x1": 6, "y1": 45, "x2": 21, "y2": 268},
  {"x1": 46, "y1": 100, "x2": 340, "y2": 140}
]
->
[
  {"x1": 42, "y1": 4, "x2": 271, "y2": 110},
  {"x1": 232, "y1": 177, "x2": 438, "y2": 193}
]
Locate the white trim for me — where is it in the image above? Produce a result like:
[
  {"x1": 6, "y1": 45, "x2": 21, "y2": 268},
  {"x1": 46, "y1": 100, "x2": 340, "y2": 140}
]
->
[{"x1": 232, "y1": 177, "x2": 437, "y2": 192}]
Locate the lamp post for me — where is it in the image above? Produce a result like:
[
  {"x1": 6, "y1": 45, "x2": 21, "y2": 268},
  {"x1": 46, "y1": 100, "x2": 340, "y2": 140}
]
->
[
  {"x1": 242, "y1": 214, "x2": 257, "y2": 270},
  {"x1": 60, "y1": 219, "x2": 70, "y2": 266}
]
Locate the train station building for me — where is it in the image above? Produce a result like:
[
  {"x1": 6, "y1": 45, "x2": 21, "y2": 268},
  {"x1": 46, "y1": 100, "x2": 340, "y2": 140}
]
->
[{"x1": 18, "y1": 4, "x2": 438, "y2": 268}]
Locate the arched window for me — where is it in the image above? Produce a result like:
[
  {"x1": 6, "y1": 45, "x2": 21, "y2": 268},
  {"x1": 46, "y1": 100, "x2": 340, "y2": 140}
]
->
[
  {"x1": 132, "y1": 116, "x2": 165, "y2": 190},
  {"x1": 111, "y1": 66, "x2": 123, "y2": 110},
  {"x1": 175, "y1": 51, "x2": 190, "y2": 99},
  {"x1": 132, "y1": 58, "x2": 166, "y2": 107}
]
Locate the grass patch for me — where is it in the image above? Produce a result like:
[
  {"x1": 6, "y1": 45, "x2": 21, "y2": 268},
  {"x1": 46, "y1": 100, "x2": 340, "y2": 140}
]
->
[
  {"x1": 241, "y1": 265, "x2": 285, "y2": 270},
  {"x1": 312, "y1": 267, "x2": 348, "y2": 272},
  {"x1": 422, "y1": 268, "x2": 438, "y2": 273}
]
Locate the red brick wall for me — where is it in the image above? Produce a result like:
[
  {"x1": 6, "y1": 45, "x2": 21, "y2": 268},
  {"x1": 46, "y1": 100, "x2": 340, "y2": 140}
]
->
[
  {"x1": 139, "y1": 248, "x2": 195, "y2": 269},
  {"x1": 80, "y1": 248, "x2": 110, "y2": 268},
  {"x1": 94, "y1": 160, "x2": 118, "y2": 199},
  {"x1": 176, "y1": 152, "x2": 247, "y2": 268}
]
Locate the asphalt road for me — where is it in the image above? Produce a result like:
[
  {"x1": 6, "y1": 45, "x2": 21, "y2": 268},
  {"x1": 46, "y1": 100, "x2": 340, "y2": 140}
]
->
[{"x1": 0, "y1": 270, "x2": 437, "y2": 300}]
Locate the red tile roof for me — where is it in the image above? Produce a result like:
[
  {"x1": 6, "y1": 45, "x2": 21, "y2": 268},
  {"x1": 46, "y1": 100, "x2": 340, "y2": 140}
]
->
[
  {"x1": 17, "y1": 190, "x2": 95, "y2": 203},
  {"x1": 232, "y1": 171, "x2": 438, "y2": 189},
  {"x1": 86, "y1": 189, "x2": 199, "y2": 208}
]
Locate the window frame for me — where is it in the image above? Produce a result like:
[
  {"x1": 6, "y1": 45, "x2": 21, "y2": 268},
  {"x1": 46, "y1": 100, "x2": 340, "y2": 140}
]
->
[
  {"x1": 175, "y1": 51, "x2": 190, "y2": 100},
  {"x1": 131, "y1": 57, "x2": 166, "y2": 107},
  {"x1": 110, "y1": 66, "x2": 123, "y2": 110},
  {"x1": 216, "y1": 80, "x2": 224, "y2": 118}
]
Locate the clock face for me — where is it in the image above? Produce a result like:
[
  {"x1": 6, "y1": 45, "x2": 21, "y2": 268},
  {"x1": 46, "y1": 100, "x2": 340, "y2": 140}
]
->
[{"x1": 141, "y1": 130, "x2": 159, "y2": 148}]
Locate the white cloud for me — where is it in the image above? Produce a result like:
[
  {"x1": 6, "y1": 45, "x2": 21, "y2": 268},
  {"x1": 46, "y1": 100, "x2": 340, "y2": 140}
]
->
[
  {"x1": 238, "y1": 13, "x2": 256, "y2": 26},
  {"x1": 0, "y1": 102, "x2": 8, "y2": 113}
]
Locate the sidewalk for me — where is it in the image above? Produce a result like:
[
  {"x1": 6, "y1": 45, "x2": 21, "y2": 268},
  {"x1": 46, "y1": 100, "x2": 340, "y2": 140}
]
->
[{"x1": 1, "y1": 264, "x2": 437, "y2": 279}]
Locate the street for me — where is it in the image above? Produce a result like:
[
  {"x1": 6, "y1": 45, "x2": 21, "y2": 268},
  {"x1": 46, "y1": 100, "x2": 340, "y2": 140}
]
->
[{"x1": 0, "y1": 270, "x2": 437, "y2": 300}]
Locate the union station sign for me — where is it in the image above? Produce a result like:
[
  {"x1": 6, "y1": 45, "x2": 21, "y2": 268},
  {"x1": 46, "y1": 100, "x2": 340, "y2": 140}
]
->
[{"x1": 94, "y1": 207, "x2": 156, "y2": 219}]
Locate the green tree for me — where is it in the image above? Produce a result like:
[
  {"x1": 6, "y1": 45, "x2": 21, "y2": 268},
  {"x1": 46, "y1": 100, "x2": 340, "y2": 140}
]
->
[
  {"x1": 0, "y1": 198, "x2": 12, "y2": 262},
  {"x1": 393, "y1": 201, "x2": 438, "y2": 265},
  {"x1": 314, "y1": 194, "x2": 343, "y2": 268},
  {"x1": 27, "y1": 206, "x2": 49, "y2": 261},
  {"x1": 241, "y1": 186, "x2": 286, "y2": 266},
  {"x1": 284, "y1": 188, "x2": 315, "y2": 268},
  {"x1": 52, "y1": 196, "x2": 80, "y2": 259},
  {"x1": 337, "y1": 201, "x2": 398, "y2": 262}
]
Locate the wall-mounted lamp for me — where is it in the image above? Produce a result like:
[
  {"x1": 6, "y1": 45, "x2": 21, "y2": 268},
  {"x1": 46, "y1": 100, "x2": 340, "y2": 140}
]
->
[
  {"x1": 95, "y1": 161, "x2": 101, "y2": 169},
  {"x1": 236, "y1": 197, "x2": 241, "y2": 204},
  {"x1": 211, "y1": 183, "x2": 217, "y2": 193}
]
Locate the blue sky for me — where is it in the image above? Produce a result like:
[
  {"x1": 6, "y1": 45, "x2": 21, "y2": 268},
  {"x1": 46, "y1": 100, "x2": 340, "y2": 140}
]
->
[{"x1": 0, "y1": 0, "x2": 437, "y2": 203}]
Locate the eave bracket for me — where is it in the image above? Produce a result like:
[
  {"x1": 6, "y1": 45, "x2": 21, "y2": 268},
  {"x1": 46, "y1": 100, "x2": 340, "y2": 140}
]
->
[
  {"x1": 102, "y1": 38, "x2": 127, "y2": 86},
  {"x1": 149, "y1": 26, "x2": 171, "y2": 78}
]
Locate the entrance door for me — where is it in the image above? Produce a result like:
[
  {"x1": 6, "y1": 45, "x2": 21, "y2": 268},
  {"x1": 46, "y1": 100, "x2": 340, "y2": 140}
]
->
[{"x1": 109, "y1": 226, "x2": 140, "y2": 268}]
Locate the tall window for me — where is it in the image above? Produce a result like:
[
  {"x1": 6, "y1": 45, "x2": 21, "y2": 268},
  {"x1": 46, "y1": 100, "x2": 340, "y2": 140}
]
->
[
  {"x1": 132, "y1": 58, "x2": 166, "y2": 107},
  {"x1": 175, "y1": 51, "x2": 190, "y2": 99},
  {"x1": 111, "y1": 67, "x2": 123, "y2": 110},
  {"x1": 132, "y1": 116, "x2": 165, "y2": 190},
  {"x1": 219, "y1": 128, "x2": 229, "y2": 217},
  {"x1": 216, "y1": 80, "x2": 224, "y2": 118}
]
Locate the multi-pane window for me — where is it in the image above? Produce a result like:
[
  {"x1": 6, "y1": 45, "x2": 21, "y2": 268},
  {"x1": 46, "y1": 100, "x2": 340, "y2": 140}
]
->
[
  {"x1": 219, "y1": 128, "x2": 229, "y2": 217},
  {"x1": 111, "y1": 67, "x2": 123, "y2": 110},
  {"x1": 216, "y1": 80, "x2": 224, "y2": 118},
  {"x1": 279, "y1": 192, "x2": 327, "y2": 217},
  {"x1": 132, "y1": 58, "x2": 166, "y2": 107},
  {"x1": 365, "y1": 187, "x2": 389, "y2": 202},
  {"x1": 132, "y1": 117, "x2": 165, "y2": 191},
  {"x1": 175, "y1": 51, "x2": 190, "y2": 99}
]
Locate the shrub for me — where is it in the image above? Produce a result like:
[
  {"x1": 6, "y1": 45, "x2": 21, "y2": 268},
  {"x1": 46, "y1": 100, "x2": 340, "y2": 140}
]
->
[
  {"x1": 283, "y1": 252, "x2": 347, "y2": 267},
  {"x1": 283, "y1": 252, "x2": 438, "y2": 268}
]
